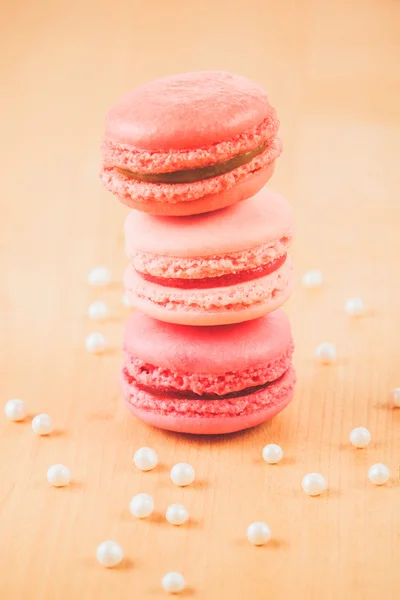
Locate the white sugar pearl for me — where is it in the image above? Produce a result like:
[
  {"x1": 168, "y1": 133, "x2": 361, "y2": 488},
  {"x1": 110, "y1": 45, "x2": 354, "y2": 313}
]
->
[
  {"x1": 315, "y1": 342, "x2": 336, "y2": 364},
  {"x1": 4, "y1": 398, "x2": 25, "y2": 422},
  {"x1": 302, "y1": 269, "x2": 323, "y2": 288},
  {"x1": 88, "y1": 300, "x2": 109, "y2": 321},
  {"x1": 391, "y1": 388, "x2": 400, "y2": 408},
  {"x1": 32, "y1": 413, "x2": 53, "y2": 436},
  {"x1": 161, "y1": 572, "x2": 185, "y2": 594},
  {"x1": 122, "y1": 293, "x2": 131, "y2": 307},
  {"x1": 350, "y1": 426, "x2": 371, "y2": 448},
  {"x1": 345, "y1": 297, "x2": 365, "y2": 317},
  {"x1": 262, "y1": 443, "x2": 283, "y2": 464},
  {"x1": 368, "y1": 463, "x2": 390, "y2": 485},
  {"x1": 47, "y1": 464, "x2": 71, "y2": 487},
  {"x1": 166, "y1": 504, "x2": 189, "y2": 526},
  {"x1": 85, "y1": 332, "x2": 106, "y2": 354},
  {"x1": 130, "y1": 493, "x2": 154, "y2": 518},
  {"x1": 96, "y1": 541, "x2": 123, "y2": 568},
  {"x1": 247, "y1": 521, "x2": 271, "y2": 546},
  {"x1": 302, "y1": 472, "x2": 326, "y2": 496},
  {"x1": 88, "y1": 266, "x2": 110, "y2": 286},
  {"x1": 170, "y1": 463, "x2": 195, "y2": 487},
  {"x1": 133, "y1": 447, "x2": 158, "y2": 471}
]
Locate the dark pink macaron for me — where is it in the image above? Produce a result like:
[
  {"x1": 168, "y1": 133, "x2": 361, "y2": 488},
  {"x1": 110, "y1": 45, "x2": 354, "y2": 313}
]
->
[
  {"x1": 121, "y1": 311, "x2": 295, "y2": 435},
  {"x1": 101, "y1": 71, "x2": 282, "y2": 216}
]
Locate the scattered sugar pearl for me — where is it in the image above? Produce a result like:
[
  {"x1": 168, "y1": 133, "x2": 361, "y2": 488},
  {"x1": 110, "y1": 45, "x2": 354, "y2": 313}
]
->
[
  {"x1": 302, "y1": 473, "x2": 326, "y2": 496},
  {"x1": 161, "y1": 572, "x2": 185, "y2": 594},
  {"x1": 368, "y1": 463, "x2": 390, "y2": 485},
  {"x1": 4, "y1": 398, "x2": 25, "y2": 422},
  {"x1": 85, "y1": 332, "x2": 106, "y2": 354},
  {"x1": 315, "y1": 342, "x2": 336, "y2": 364},
  {"x1": 170, "y1": 463, "x2": 195, "y2": 487},
  {"x1": 133, "y1": 447, "x2": 158, "y2": 471},
  {"x1": 122, "y1": 293, "x2": 131, "y2": 307},
  {"x1": 130, "y1": 493, "x2": 154, "y2": 518},
  {"x1": 88, "y1": 266, "x2": 110, "y2": 286},
  {"x1": 88, "y1": 300, "x2": 109, "y2": 321},
  {"x1": 47, "y1": 464, "x2": 71, "y2": 487},
  {"x1": 96, "y1": 541, "x2": 123, "y2": 568},
  {"x1": 262, "y1": 443, "x2": 283, "y2": 464},
  {"x1": 166, "y1": 504, "x2": 189, "y2": 526},
  {"x1": 345, "y1": 297, "x2": 365, "y2": 317},
  {"x1": 302, "y1": 269, "x2": 323, "y2": 288},
  {"x1": 247, "y1": 521, "x2": 271, "y2": 546},
  {"x1": 350, "y1": 426, "x2": 371, "y2": 448},
  {"x1": 391, "y1": 388, "x2": 400, "y2": 408},
  {"x1": 32, "y1": 413, "x2": 53, "y2": 436}
]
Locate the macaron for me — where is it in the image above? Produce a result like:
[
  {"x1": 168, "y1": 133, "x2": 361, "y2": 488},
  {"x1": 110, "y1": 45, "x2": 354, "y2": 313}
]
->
[
  {"x1": 124, "y1": 187, "x2": 294, "y2": 326},
  {"x1": 121, "y1": 311, "x2": 295, "y2": 435},
  {"x1": 101, "y1": 71, "x2": 282, "y2": 216}
]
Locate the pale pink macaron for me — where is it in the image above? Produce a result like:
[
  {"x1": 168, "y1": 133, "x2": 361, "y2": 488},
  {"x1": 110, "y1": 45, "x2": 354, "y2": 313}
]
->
[
  {"x1": 124, "y1": 187, "x2": 294, "y2": 326},
  {"x1": 121, "y1": 311, "x2": 295, "y2": 435},
  {"x1": 101, "y1": 71, "x2": 282, "y2": 216}
]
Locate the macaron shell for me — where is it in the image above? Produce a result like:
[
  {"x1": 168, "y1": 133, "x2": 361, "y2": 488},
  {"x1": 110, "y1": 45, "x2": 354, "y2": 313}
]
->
[
  {"x1": 123, "y1": 310, "x2": 292, "y2": 374},
  {"x1": 128, "y1": 286, "x2": 292, "y2": 327},
  {"x1": 125, "y1": 185, "x2": 293, "y2": 257},
  {"x1": 105, "y1": 71, "x2": 270, "y2": 150},
  {"x1": 117, "y1": 163, "x2": 274, "y2": 217},
  {"x1": 122, "y1": 366, "x2": 296, "y2": 435},
  {"x1": 124, "y1": 257, "x2": 293, "y2": 327}
]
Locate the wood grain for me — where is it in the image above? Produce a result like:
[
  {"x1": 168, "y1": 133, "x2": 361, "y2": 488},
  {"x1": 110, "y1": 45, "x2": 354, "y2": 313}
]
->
[{"x1": 1, "y1": 0, "x2": 400, "y2": 598}]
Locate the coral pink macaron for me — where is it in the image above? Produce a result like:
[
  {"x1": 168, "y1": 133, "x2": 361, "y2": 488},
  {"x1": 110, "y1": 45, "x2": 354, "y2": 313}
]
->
[
  {"x1": 101, "y1": 71, "x2": 282, "y2": 216},
  {"x1": 121, "y1": 311, "x2": 295, "y2": 435},
  {"x1": 124, "y1": 187, "x2": 294, "y2": 326}
]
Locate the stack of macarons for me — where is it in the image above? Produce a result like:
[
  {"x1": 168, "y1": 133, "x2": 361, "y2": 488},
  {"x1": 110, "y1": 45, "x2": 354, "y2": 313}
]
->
[{"x1": 101, "y1": 71, "x2": 295, "y2": 434}]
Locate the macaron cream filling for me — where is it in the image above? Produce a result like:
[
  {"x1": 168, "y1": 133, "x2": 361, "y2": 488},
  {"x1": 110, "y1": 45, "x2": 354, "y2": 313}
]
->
[
  {"x1": 129, "y1": 233, "x2": 292, "y2": 291},
  {"x1": 115, "y1": 142, "x2": 267, "y2": 184},
  {"x1": 123, "y1": 369, "x2": 287, "y2": 401},
  {"x1": 122, "y1": 341, "x2": 293, "y2": 400},
  {"x1": 136, "y1": 253, "x2": 287, "y2": 289}
]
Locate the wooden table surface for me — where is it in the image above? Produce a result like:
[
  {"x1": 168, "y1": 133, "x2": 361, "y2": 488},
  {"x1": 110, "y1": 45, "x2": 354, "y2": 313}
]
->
[{"x1": 2, "y1": 0, "x2": 400, "y2": 598}]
